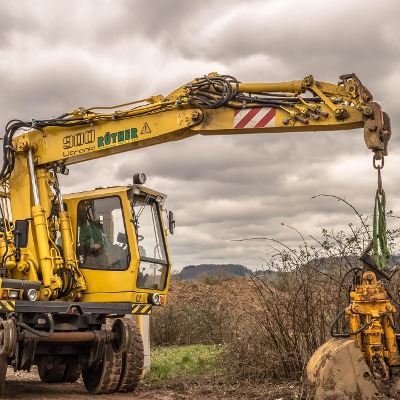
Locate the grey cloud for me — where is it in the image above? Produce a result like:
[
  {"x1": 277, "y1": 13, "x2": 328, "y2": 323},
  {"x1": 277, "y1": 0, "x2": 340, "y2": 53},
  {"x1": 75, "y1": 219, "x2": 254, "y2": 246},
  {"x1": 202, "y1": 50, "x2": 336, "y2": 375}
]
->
[{"x1": 0, "y1": 6, "x2": 38, "y2": 49}]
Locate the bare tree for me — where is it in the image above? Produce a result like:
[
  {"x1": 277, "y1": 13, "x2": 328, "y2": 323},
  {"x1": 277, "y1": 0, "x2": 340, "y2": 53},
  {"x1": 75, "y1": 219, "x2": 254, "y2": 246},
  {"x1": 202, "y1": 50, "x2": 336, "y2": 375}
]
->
[{"x1": 215, "y1": 268, "x2": 229, "y2": 282}]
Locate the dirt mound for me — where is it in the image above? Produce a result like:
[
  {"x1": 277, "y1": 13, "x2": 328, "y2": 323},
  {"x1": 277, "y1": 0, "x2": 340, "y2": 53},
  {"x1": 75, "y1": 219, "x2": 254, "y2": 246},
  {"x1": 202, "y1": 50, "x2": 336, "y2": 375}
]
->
[
  {"x1": 151, "y1": 277, "x2": 264, "y2": 346},
  {"x1": 165, "y1": 277, "x2": 261, "y2": 314}
]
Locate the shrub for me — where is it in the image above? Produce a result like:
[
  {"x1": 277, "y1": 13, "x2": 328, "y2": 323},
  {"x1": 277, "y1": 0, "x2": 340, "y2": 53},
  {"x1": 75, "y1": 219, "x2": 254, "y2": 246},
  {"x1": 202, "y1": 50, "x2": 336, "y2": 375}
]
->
[
  {"x1": 151, "y1": 203, "x2": 400, "y2": 385},
  {"x1": 150, "y1": 301, "x2": 233, "y2": 346},
  {"x1": 222, "y1": 218, "x2": 400, "y2": 382}
]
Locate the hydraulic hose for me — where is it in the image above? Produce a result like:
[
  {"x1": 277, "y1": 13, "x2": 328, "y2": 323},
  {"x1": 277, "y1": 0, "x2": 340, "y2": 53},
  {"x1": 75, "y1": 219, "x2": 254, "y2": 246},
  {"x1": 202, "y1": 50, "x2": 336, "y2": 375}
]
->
[
  {"x1": 333, "y1": 267, "x2": 361, "y2": 334},
  {"x1": 0, "y1": 203, "x2": 8, "y2": 276},
  {"x1": 18, "y1": 312, "x2": 54, "y2": 337},
  {"x1": 331, "y1": 310, "x2": 398, "y2": 338},
  {"x1": 330, "y1": 307, "x2": 350, "y2": 338}
]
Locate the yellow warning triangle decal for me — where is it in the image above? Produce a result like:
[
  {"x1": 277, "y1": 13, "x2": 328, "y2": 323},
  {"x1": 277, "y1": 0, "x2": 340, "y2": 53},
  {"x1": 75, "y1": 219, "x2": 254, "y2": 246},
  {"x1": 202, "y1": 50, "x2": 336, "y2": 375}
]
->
[{"x1": 141, "y1": 122, "x2": 151, "y2": 134}]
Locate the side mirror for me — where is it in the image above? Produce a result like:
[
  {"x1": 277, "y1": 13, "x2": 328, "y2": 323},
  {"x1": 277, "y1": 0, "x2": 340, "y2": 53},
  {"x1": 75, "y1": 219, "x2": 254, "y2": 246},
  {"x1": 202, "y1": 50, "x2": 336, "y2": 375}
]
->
[
  {"x1": 168, "y1": 211, "x2": 175, "y2": 235},
  {"x1": 14, "y1": 220, "x2": 29, "y2": 249}
]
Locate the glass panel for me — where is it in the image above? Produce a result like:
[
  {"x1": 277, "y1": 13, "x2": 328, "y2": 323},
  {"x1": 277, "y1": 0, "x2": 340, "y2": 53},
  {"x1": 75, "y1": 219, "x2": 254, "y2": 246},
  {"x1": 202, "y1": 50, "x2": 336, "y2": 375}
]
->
[
  {"x1": 77, "y1": 196, "x2": 129, "y2": 270},
  {"x1": 137, "y1": 261, "x2": 168, "y2": 291},
  {"x1": 131, "y1": 196, "x2": 168, "y2": 289},
  {"x1": 131, "y1": 198, "x2": 167, "y2": 262}
]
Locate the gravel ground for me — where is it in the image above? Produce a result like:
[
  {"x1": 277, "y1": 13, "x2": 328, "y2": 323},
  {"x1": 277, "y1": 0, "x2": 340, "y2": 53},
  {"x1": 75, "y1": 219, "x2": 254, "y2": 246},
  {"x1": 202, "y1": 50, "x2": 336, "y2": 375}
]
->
[
  {"x1": 3, "y1": 366, "x2": 297, "y2": 399},
  {"x1": 2, "y1": 367, "x2": 241, "y2": 400}
]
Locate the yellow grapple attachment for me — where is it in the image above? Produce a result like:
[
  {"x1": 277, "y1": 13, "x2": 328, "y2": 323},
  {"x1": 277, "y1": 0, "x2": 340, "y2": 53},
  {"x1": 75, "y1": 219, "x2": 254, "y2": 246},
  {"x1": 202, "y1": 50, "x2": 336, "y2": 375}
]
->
[{"x1": 302, "y1": 262, "x2": 400, "y2": 399}]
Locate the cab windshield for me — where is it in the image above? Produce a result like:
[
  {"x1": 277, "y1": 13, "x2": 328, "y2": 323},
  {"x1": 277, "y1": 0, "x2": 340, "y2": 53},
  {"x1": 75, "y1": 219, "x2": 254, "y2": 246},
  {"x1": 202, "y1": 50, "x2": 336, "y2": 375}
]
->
[
  {"x1": 131, "y1": 195, "x2": 168, "y2": 290},
  {"x1": 76, "y1": 196, "x2": 130, "y2": 270}
]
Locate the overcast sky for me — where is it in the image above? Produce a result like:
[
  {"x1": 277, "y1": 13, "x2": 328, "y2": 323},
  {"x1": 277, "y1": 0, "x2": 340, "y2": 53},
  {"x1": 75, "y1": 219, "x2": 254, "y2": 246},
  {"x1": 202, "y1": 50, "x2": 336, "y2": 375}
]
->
[{"x1": 1, "y1": 0, "x2": 399, "y2": 271}]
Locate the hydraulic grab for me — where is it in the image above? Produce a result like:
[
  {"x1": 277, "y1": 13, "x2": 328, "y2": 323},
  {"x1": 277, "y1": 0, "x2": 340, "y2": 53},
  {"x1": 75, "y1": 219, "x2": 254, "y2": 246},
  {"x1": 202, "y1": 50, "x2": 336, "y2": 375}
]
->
[{"x1": 0, "y1": 72, "x2": 394, "y2": 398}]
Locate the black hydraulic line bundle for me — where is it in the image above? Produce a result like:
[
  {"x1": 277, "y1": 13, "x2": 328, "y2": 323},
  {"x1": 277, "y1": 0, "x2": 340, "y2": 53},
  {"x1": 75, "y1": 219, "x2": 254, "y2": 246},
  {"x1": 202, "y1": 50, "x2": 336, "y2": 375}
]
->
[{"x1": 184, "y1": 74, "x2": 322, "y2": 110}]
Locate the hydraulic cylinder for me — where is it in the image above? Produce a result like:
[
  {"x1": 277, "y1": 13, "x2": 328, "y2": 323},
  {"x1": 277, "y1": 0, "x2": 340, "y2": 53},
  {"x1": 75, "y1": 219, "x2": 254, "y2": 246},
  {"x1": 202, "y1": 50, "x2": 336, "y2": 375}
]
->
[
  {"x1": 31, "y1": 205, "x2": 53, "y2": 289},
  {"x1": 59, "y1": 211, "x2": 74, "y2": 262}
]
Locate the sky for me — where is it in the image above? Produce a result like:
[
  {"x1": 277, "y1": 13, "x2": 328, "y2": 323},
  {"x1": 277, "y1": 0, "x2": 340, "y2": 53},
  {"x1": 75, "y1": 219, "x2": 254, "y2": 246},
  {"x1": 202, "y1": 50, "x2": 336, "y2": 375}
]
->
[{"x1": 1, "y1": 0, "x2": 399, "y2": 271}]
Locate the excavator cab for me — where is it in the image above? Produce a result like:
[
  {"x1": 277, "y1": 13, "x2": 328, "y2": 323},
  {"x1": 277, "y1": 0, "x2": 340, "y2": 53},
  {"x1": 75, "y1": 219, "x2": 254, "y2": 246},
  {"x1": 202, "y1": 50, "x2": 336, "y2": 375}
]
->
[{"x1": 63, "y1": 183, "x2": 171, "y2": 304}]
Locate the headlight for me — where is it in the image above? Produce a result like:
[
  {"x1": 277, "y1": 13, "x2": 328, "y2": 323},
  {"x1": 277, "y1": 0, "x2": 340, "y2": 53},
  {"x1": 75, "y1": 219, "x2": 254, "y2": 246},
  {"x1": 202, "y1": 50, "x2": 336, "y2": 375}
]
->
[
  {"x1": 23, "y1": 288, "x2": 38, "y2": 301},
  {"x1": 9, "y1": 290, "x2": 19, "y2": 299},
  {"x1": 133, "y1": 173, "x2": 147, "y2": 185},
  {"x1": 148, "y1": 293, "x2": 160, "y2": 305}
]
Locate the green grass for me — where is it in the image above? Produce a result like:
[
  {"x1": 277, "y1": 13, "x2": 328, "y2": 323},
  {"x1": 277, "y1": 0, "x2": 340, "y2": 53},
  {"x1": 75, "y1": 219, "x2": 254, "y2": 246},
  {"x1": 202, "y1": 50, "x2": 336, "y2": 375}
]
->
[{"x1": 146, "y1": 344, "x2": 222, "y2": 381}]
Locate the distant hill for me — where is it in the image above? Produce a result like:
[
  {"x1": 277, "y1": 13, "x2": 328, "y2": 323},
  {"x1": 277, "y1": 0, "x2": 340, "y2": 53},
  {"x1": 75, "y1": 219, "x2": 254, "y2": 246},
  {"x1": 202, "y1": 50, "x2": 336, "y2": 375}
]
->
[
  {"x1": 177, "y1": 254, "x2": 400, "y2": 282},
  {"x1": 180, "y1": 264, "x2": 252, "y2": 281}
]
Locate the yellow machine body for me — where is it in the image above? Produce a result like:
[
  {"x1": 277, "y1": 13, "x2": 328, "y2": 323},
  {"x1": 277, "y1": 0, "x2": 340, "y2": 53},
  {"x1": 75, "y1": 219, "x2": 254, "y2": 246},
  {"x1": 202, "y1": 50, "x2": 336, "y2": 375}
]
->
[
  {"x1": 347, "y1": 271, "x2": 399, "y2": 380},
  {"x1": 0, "y1": 72, "x2": 391, "y2": 310},
  {"x1": 0, "y1": 72, "x2": 394, "y2": 396}
]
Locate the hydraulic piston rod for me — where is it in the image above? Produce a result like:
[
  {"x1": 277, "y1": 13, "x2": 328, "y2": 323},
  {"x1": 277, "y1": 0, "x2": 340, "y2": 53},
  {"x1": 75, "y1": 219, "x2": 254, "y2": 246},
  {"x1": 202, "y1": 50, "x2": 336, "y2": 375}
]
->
[{"x1": 27, "y1": 149, "x2": 40, "y2": 207}]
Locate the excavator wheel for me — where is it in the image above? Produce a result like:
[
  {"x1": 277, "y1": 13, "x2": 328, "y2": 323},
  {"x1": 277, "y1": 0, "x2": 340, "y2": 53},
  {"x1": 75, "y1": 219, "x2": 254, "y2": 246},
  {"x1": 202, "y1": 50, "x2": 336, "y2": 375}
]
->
[
  {"x1": 115, "y1": 318, "x2": 144, "y2": 393},
  {"x1": 38, "y1": 364, "x2": 66, "y2": 383},
  {"x1": 62, "y1": 363, "x2": 81, "y2": 383},
  {"x1": 82, "y1": 342, "x2": 122, "y2": 394},
  {"x1": 0, "y1": 318, "x2": 9, "y2": 395},
  {"x1": 0, "y1": 354, "x2": 7, "y2": 395},
  {"x1": 300, "y1": 338, "x2": 392, "y2": 400}
]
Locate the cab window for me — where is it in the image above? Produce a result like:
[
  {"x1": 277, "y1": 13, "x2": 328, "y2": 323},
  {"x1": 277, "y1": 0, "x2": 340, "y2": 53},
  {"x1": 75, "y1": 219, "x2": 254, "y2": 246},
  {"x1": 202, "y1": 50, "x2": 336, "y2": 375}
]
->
[
  {"x1": 131, "y1": 196, "x2": 168, "y2": 290},
  {"x1": 77, "y1": 196, "x2": 129, "y2": 270}
]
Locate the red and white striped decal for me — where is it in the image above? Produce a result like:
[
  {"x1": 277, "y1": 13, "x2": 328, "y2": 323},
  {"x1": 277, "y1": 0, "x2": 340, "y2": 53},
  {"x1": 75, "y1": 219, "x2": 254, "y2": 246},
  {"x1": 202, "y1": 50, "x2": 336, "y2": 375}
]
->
[{"x1": 233, "y1": 107, "x2": 276, "y2": 129}]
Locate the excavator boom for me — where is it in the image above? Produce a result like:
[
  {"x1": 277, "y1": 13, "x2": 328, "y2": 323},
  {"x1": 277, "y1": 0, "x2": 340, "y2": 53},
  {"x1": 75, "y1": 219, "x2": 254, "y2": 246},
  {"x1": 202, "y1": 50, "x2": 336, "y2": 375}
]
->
[{"x1": 9, "y1": 73, "x2": 390, "y2": 169}]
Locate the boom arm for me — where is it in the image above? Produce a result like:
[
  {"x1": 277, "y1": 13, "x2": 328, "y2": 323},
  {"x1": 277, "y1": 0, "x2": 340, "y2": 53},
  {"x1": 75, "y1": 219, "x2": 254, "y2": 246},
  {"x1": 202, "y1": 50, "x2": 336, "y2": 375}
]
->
[{"x1": 6, "y1": 73, "x2": 391, "y2": 172}]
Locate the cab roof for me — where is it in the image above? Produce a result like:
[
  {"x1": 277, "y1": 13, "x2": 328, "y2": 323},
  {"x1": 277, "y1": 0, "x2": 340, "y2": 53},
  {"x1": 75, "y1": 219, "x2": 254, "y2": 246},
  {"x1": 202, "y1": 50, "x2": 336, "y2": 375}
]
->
[{"x1": 63, "y1": 184, "x2": 167, "y2": 207}]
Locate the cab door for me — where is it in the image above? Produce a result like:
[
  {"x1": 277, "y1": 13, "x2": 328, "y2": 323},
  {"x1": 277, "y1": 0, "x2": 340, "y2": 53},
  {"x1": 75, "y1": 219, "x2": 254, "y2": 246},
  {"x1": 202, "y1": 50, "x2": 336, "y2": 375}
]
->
[
  {"x1": 130, "y1": 194, "x2": 169, "y2": 292},
  {"x1": 64, "y1": 189, "x2": 140, "y2": 302}
]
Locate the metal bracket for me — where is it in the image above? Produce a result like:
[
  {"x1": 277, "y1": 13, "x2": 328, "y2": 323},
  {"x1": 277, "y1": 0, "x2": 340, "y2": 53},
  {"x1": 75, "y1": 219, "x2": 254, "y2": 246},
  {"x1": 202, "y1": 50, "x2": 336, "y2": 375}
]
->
[
  {"x1": 20, "y1": 334, "x2": 37, "y2": 371},
  {"x1": 359, "y1": 242, "x2": 399, "y2": 281},
  {"x1": 85, "y1": 330, "x2": 107, "y2": 369}
]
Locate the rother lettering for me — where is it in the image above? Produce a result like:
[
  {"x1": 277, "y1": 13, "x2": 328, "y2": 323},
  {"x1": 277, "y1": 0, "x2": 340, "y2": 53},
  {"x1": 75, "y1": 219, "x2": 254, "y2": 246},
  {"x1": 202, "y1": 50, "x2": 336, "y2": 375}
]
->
[{"x1": 97, "y1": 126, "x2": 139, "y2": 148}]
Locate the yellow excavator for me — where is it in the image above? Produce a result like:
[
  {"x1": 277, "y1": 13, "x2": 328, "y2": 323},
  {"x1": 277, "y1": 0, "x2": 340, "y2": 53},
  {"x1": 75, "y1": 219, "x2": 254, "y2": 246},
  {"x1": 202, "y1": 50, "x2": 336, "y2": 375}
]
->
[{"x1": 0, "y1": 72, "x2": 394, "y2": 398}]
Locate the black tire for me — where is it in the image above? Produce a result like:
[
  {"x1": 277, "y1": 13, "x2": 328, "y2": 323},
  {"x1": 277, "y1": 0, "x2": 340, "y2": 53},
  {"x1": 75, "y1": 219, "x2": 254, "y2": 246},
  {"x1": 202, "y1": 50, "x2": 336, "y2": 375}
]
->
[
  {"x1": 62, "y1": 364, "x2": 81, "y2": 383},
  {"x1": 115, "y1": 318, "x2": 144, "y2": 393},
  {"x1": 0, "y1": 354, "x2": 7, "y2": 395},
  {"x1": 38, "y1": 364, "x2": 66, "y2": 383},
  {"x1": 0, "y1": 317, "x2": 9, "y2": 394},
  {"x1": 82, "y1": 343, "x2": 122, "y2": 394}
]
